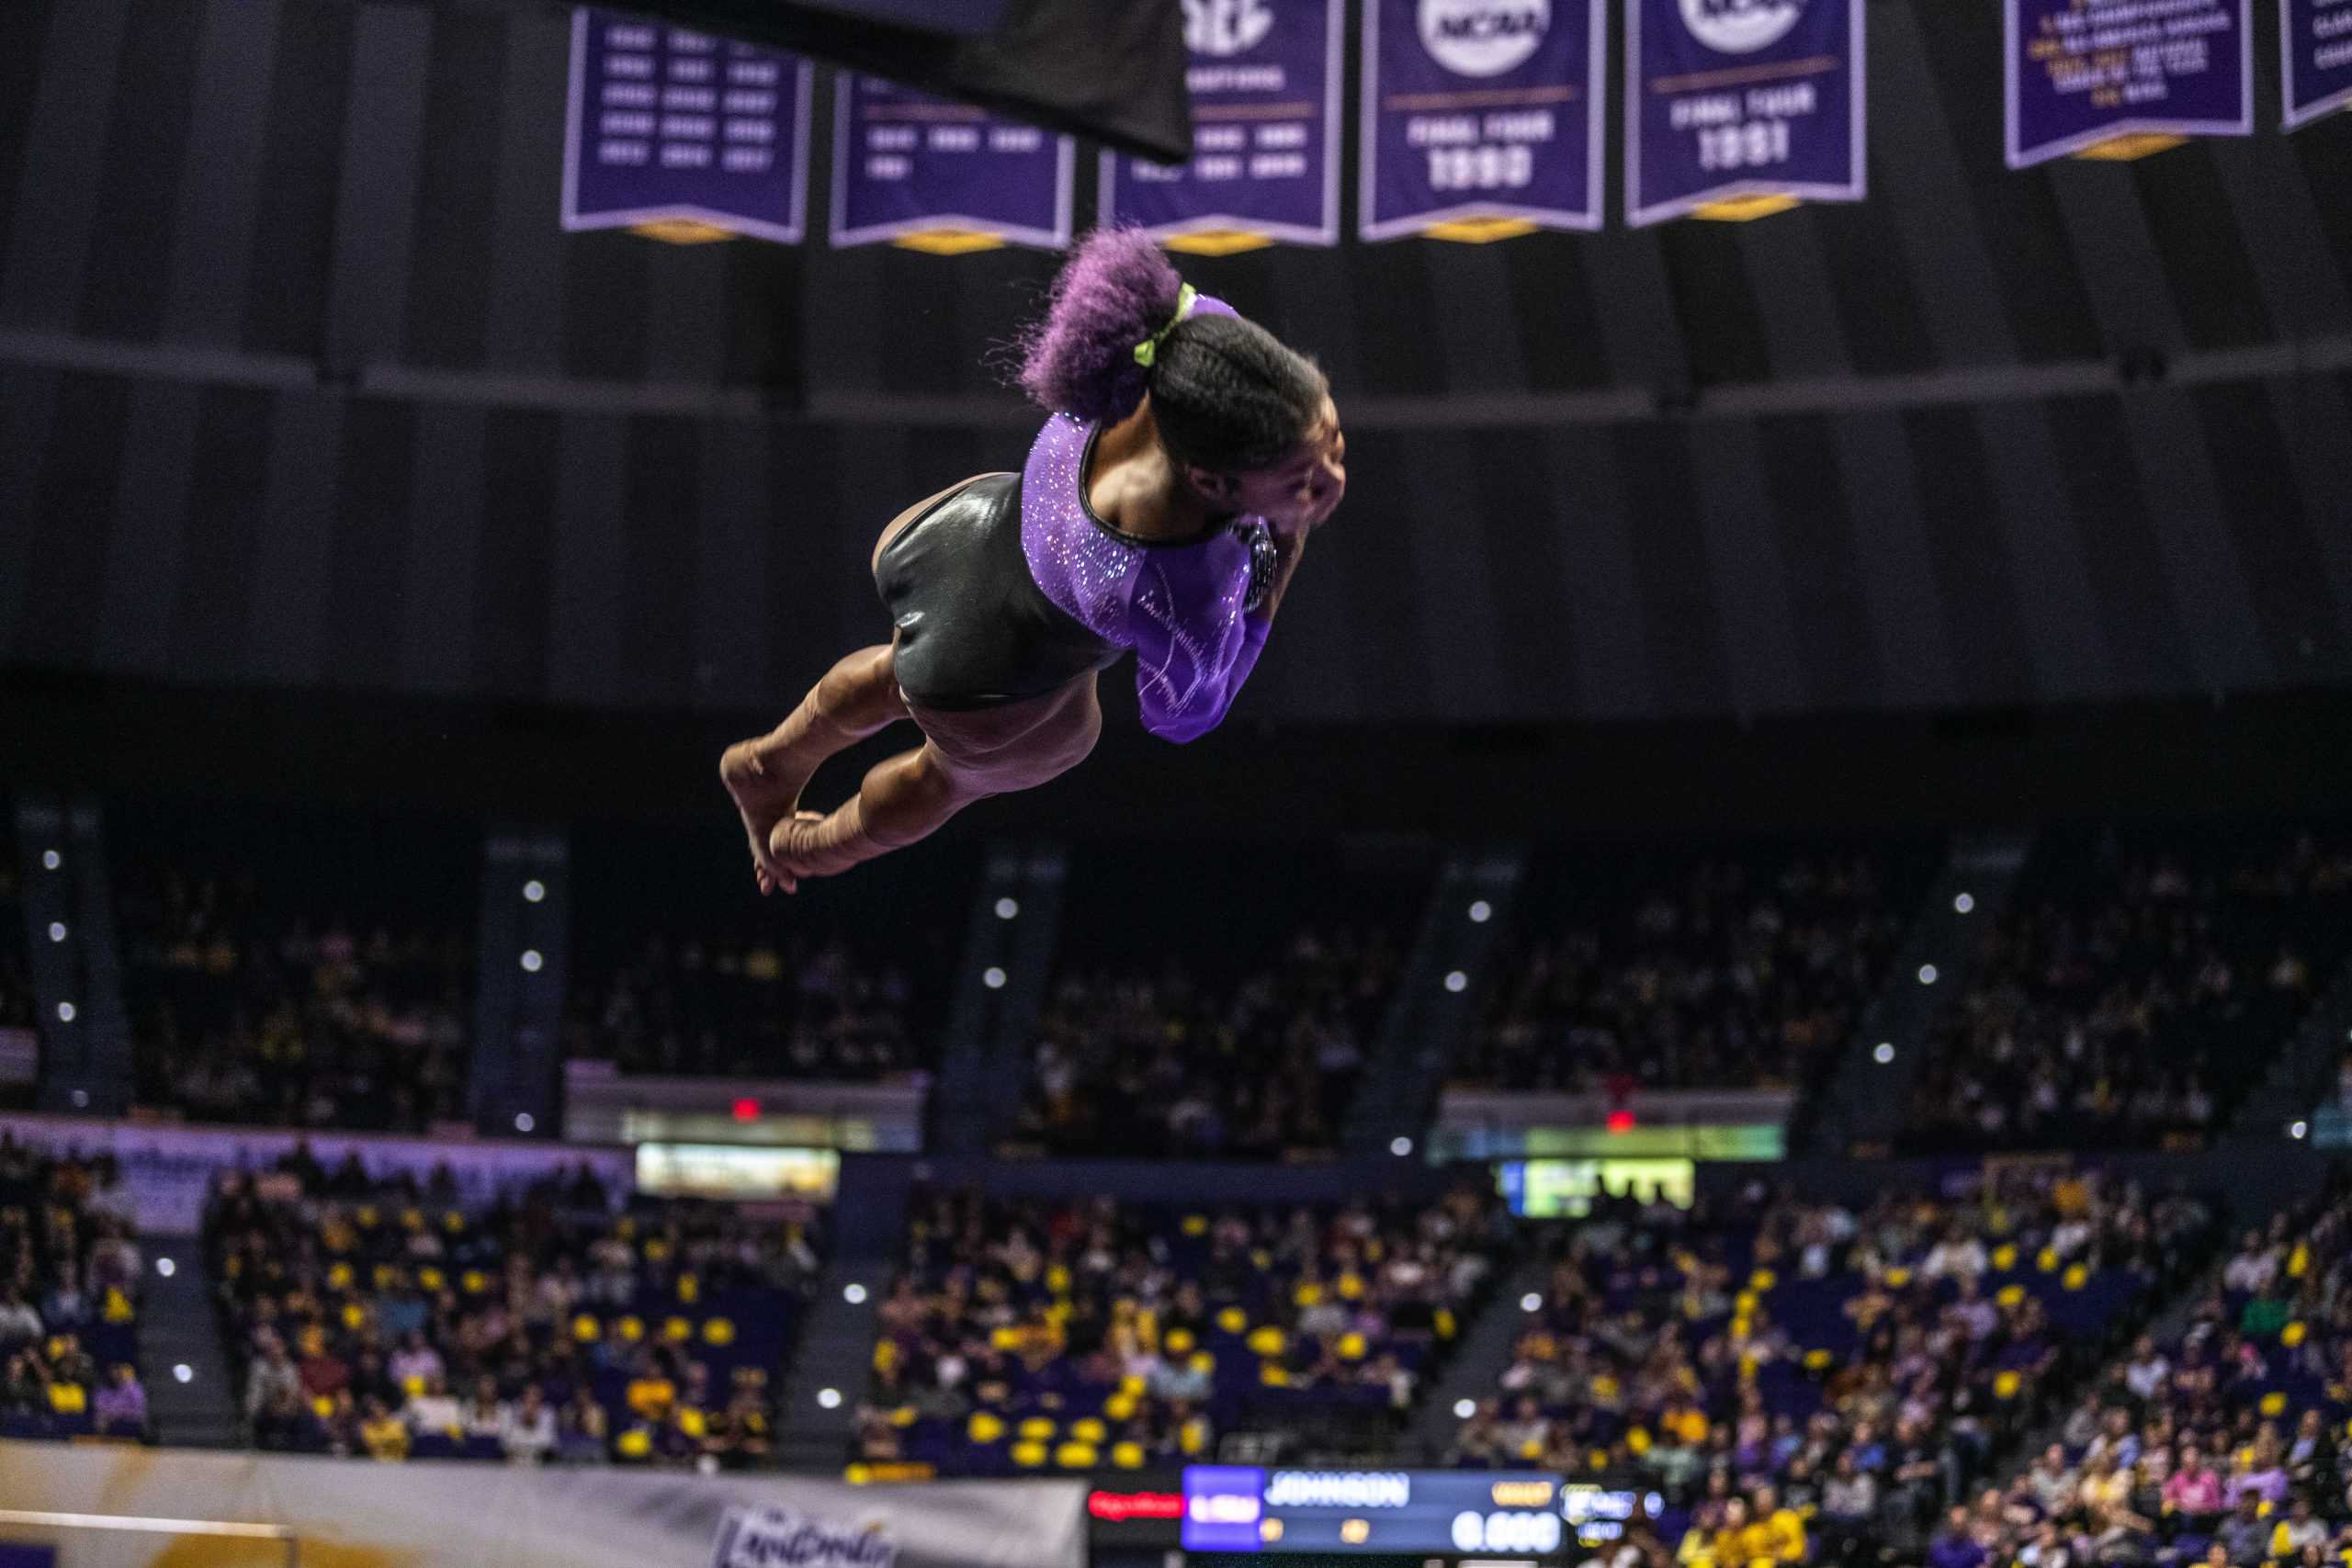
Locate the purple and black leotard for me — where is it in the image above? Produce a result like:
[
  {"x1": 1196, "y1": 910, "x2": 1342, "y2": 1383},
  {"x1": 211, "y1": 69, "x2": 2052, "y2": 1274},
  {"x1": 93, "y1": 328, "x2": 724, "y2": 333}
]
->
[{"x1": 874, "y1": 302, "x2": 1276, "y2": 743}]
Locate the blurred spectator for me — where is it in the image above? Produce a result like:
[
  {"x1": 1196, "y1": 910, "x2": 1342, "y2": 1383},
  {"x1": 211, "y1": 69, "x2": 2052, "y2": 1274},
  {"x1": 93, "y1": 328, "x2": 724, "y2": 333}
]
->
[
  {"x1": 1461, "y1": 849, "x2": 1929, "y2": 1094},
  {"x1": 0, "y1": 1136, "x2": 142, "y2": 1441},
  {"x1": 1905, "y1": 831, "x2": 2352, "y2": 1152},
  {"x1": 92, "y1": 1363, "x2": 148, "y2": 1438},
  {"x1": 206, "y1": 1164, "x2": 819, "y2": 1467},
  {"x1": 865, "y1": 1183, "x2": 1506, "y2": 1475}
]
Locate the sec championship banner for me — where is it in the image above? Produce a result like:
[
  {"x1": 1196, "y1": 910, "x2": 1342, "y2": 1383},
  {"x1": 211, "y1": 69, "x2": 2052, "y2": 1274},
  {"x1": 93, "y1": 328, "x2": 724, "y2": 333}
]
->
[
  {"x1": 2006, "y1": 0, "x2": 2252, "y2": 166},
  {"x1": 1101, "y1": 0, "x2": 1345, "y2": 252},
  {"x1": 563, "y1": 9, "x2": 812, "y2": 243},
  {"x1": 1361, "y1": 0, "x2": 1607, "y2": 241},
  {"x1": 830, "y1": 73, "x2": 1075, "y2": 252},
  {"x1": 2286, "y1": 0, "x2": 2352, "y2": 128},
  {"x1": 1625, "y1": 0, "x2": 1866, "y2": 228}
]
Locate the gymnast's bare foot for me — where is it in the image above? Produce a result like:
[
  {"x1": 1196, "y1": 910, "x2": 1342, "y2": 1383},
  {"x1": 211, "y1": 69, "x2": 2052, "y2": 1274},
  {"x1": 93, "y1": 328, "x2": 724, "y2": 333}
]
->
[{"x1": 721, "y1": 739, "x2": 801, "y2": 896}]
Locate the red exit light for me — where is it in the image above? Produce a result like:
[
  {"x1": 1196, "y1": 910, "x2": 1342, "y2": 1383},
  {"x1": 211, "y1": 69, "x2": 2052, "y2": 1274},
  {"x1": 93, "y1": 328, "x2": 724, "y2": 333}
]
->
[
  {"x1": 732, "y1": 1098, "x2": 760, "y2": 1122},
  {"x1": 1606, "y1": 1110, "x2": 1635, "y2": 1134},
  {"x1": 1088, "y1": 1491, "x2": 1182, "y2": 1522}
]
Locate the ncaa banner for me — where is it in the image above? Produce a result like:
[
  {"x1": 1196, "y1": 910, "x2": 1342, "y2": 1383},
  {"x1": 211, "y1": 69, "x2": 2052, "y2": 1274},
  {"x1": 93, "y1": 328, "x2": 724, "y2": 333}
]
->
[
  {"x1": 2005, "y1": 0, "x2": 2253, "y2": 166},
  {"x1": 830, "y1": 73, "x2": 1075, "y2": 253},
  {"x1": 563, "y1": 9, "x2": 812, "y2": 243},
  {"x1": 2285, "y1": 0, "x2": 2352, "y2": 129},
  {"x1": 1360, "y1": 0, "x2": 1607, "y2": 241},
  {"x1": 1625, "y1": 0, "x2": 1867, "y2": 228},
  {"x1": 1101, "y1": 0, "x2": 1345, "y2": 253}
]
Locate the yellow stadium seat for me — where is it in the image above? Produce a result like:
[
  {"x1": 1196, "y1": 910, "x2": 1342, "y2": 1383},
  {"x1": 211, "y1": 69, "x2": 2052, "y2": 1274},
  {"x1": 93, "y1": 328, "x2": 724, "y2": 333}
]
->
[
  {"x1": 1336, "y1": 1272, "x2": 1365, "y2": 1301},
  {"x1": 967, "y1": 1413, "x2": 1005, "y2": 1444},
  {"x1": 573, "y1": 1315, "x2": 601, "y2": 1342},
  {"x1": 1337, "y1": 1333, "x2": 1367, "y2": 1361},
  {"x1": 1072, "y1": 1417, "x2": 1107, "y2": 1443},
  {"x1": 1994, "y1": 1371, "x2": 2022, "y2": 1400},
  {"x1": 461, "y1": 1270, "x2": 487, "y2": 1294},
  {"x1": 1012, "y1": 1441, "x2": 1046, "y2": 1468},
  {"x1": 616, "y1": 1427, "x2": 653, "y2": 1459},
  {"x1": 617, "y1": 1315, "x2": 644, "y2": 1341},
  {"x1": 1292, "y1": 1281, "x2": 1323, "y2": 1308},
  {"x1": 1018, "y1": 1417, "x2": 1056, "y2": 1441},
  {"x1": 1112, "y1": 1441, "x2": 1146, "y2": 1470},
  {"x1": 1749, "y1": 1269, "x2": 1777, "y2": 1292},
  {"x1": 1103, "y1": 1393, "x2": 1137, "y2": 1422},
  {"x1": 2283, "y1": 1322, "x2": 2308, "y2": 1348},
  {"x1": 1165, "y1": 1327, "x2": 1195, "y2": 1357},
  {"x1": 702, "y1": 1319, "x2": 736, "y2": 1347},
  {"x1": 2037, "y1": 1248, "x2": 2059, "y2": 1273},
  {"x1": 1056, "y1": 1441, "x2": 1099, "y2": 1469},
  {"x1": 418, "y1": 1268, "x2": 445, "y2": 1292},
  {"x1": 1993, "y1": 1245, "x2": 2018, "y2": 1271},
  {"x1": 1246, "y1": 1326, "x2": 1285, "y2": 1357},
  {"x1": 1216, "y1": 1307, "x2": 1248, "y2": 1336},
  {"x1": 328, "y1": 1263, "x2": 354, "y2": 1290},
  {"x1": 1260, "y1": 1363, "x2": 1289, "y2": 1387},
  {"x1": 663, "y1": 1317, "x2": 693, "y2": 1343},
  {"x1": 1188, "y1": 1351, "x2": 1215, "y2": 1376},
  {"x1": 2062, "y1": 1264, "x2": 2088, "y2": 1291}
]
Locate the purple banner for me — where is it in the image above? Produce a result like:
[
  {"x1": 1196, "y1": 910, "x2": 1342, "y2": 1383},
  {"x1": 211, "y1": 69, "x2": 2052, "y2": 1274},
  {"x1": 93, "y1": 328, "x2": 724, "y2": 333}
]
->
[
  {"x1": 2005, "y1": 0, "x2": 2252, "y2": 167},
  {"x1": 829, "y1": 73, "x2": 1075, "y2": 250},
  {"x1": 562, "y1": 10, "x2": 811, "y2": 243},
  {"x1": 1101, "y1": 0, "x2": 1344, "y2": 252},
  {"x1": 2285, "y1": 0, "x2": 2352, "y2": 129},
  {"x1": 1625, "y1": 0, "x2": 1866, "y2": 228},
  {"x1": 1360, "y1": 0, "x2": 1606, "y2": 241}
]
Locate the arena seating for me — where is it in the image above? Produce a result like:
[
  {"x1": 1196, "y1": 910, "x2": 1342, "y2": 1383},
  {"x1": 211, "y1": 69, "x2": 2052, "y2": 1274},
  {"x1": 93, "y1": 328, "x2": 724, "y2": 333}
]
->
[
  {"x1": 1013, "y1": 843, "x2": 1431, "y2": 1156},
  {"x1": 1455, "y1": 842, "x2": 1938, "y2": 1095},
  {"x1": 1451, "y1": 1171, "x2": 2212, "y2": 1558},
  {"x1": 565, "y1": 823, "x2": 972, "y2": 1080},
  {"x1": 112, "y1": 802, "x2": 480, "y2": 1132},
  {"x1": 858, "y1": 1183, "x2": 1507, "y2": 1475},
  {"x1": 203, "y1": 1159, "x2": 820, "y2": 1467},
  {"x1": 1905, "y1": 829, "x2": 2352, "y2": 1152},
  {"x1": 0, "y1": 1135, "x2": 146, "y2": 1441}
]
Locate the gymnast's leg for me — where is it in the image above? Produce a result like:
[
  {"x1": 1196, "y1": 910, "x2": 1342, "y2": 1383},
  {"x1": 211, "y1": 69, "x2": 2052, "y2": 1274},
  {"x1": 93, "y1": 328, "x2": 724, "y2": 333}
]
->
[
  {"x1": 767, "y1": 679, "x2": 1101, "y2": 885},
  {"x1": 722, "y1": 644, "x2": 909, "y2": 892}
]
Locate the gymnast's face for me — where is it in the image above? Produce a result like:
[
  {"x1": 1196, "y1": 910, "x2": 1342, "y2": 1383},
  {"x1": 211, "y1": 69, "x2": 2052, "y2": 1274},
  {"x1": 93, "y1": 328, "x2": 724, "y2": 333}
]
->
[{"x1": 1191, "y1": 396, "x2": 1346, "y2": 531}]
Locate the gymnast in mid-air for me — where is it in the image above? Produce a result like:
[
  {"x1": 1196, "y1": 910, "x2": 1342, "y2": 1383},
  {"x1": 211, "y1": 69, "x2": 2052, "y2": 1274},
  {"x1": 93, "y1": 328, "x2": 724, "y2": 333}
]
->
[{"x1": 722, "y1": 227, "x2": 1347, "y2": 892}]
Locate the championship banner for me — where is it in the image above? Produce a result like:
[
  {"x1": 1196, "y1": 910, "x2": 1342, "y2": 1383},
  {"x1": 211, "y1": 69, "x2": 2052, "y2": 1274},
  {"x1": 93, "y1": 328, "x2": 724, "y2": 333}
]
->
[
  {"x1": 830, "y1": 73, "x2": 1076, "y2": 253},
  {"x1": 2005, "y1": 0, "x2": 2253, "y2": 166},
  {"x1": 1100, "y1": 0, "x2": 1345, "y2": 254},
  {"x1": 1360, "y1": 0, "x2": 1607, "y2": 242},
  {"x1": 1625, "y1": 0, "x2": 1866, "y2": 227},
  {"x1": 2285, "y1": 0, "x2": 2352, "y2": 129},
  {"x1": 563, "y1": 9, "x2": 812, "y2": 244}
]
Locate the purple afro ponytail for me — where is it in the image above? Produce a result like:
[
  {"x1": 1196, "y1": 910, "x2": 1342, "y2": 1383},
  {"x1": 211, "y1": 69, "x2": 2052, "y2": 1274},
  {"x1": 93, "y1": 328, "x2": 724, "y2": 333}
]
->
[{"x1": 1016, "y1": 227, "x2": 1185, "y2": 423}]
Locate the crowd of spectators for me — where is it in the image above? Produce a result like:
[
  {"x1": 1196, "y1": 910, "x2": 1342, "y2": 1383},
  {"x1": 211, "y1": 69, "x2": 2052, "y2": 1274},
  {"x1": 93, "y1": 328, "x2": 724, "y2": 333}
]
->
[
  {"x1": 1453, "y1": 1170, "x2": 2213, "y2": 1562},
  {"x1": 1013, "y1": 846, "x2": 1429, "y2": 1156},
  {"x1": 205, "y1": 1150, "x2": 822, "y2": 1469},
  {"x1": 564, "y1": 827, "x2": 965, "y2": 1081},
  {"x1": 0, "y1": 1135, "x2": 149, "y2": 1441},
  {"x1": 1905, "y1": 831, "x2": 2352, "y2": 1153},
  {"x1": 1458, "y1": 848, "x2": 1931, "y2": 1095},
  {"x1": 858, "y1": 1182, "x2": 1509, "y2": 1474},
  {"x1": 1910, "y1": 1182, "x2": 2352, "y2": 1568},
  {"x1": 114, "y1": 807, "x2": 477, "y2": 1132}
]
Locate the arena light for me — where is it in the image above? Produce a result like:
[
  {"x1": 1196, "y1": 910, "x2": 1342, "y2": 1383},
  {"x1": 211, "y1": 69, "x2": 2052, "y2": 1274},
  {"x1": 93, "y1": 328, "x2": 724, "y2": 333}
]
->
[
  {"x1": 1453, "y1": 1398, "x2": 1476, "y2": 1418},
  {"x1": 818, "y1": 1387, "x2": 842, "y2": 1409},
  {"x1": 69, "y1": 1089, "x2": 88, "y2": 1109},
  {"x1": 1917, "y1": 964, "x2": 1939, "y2": 985},
  {"x1": 1873, "y1": 1042, "x2": 1896, "y2": 1065},
  {"x1": 514, "y1": 1112, "x2": 536, "y2": 1134},
  {"x1": 1952, "y1": 891, "x2": 1975, "y2": 914},
  {"x1": 41, "y1": 850, "x2": 60, "y2": 870},
  {"x1": 982, "y1": 966, "x2": 1007, "y2": 989},
  {"x1": 843, "y1": 1282, "x2": 868, "y2": 1304},
  {"x1": 156, "y1": 1258, "x2": 176, "y2": 1278},
  {"x1": 1468, "y1": 899, "x2": 1492, "y2": 923},
  {"x1": 520, "y1": 949, "x2": 544, "y2": 972},
  {"x1": 172, "y1": 1365, "x2": 193, "y2": 1383},
  {"x1": 995, "y1": 897, "x2": 1020, "y2": 919},
  {"x1": 47, "y1": 922, "x2": 65, "y2": 942},
  {"x1": 523, "y1": 879, "x2": 546, "y2": 903},
  {"x1": 1520, "y1": 1292, "x2": 1542, "y2": 1313},
  {"x1": 1443, "y1": 970, "x2": 1468, "y2": 993},
  {"x1": 1390, "y1": 1136, "x2": 1414, "y2": 1157},
  {"x1": 2291, "y1": 1121, "x2": 2310, "y2": 1141},
  {"x1": 56, "y1": 1001, "x2": 75, "y2": 1023}
]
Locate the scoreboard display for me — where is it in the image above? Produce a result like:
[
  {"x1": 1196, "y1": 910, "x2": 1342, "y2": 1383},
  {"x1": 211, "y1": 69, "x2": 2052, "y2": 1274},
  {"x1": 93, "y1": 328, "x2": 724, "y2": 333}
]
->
[{"x1": 1179, "y1": 1469, "x2": 1655, "y2": 1557}]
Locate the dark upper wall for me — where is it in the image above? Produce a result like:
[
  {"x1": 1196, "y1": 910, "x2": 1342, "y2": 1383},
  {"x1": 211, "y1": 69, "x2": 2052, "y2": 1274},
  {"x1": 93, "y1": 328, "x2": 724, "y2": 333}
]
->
[{"x1": 1, "y1": 0, "x2": 2349, "y2": 725}]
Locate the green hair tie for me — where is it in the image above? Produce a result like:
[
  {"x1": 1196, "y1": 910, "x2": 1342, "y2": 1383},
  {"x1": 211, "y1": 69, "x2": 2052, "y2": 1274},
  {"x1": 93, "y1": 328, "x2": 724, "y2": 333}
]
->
[{"x1": 1132, "y1": 283, "x2": 1198, "y2": 369}]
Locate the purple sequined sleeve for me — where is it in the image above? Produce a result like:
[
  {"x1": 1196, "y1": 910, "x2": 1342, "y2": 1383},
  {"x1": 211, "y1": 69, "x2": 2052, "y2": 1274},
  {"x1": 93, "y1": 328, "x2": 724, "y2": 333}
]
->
[{"x1": 1020, "y1": 397, "x2": 1275, "y2": 744}]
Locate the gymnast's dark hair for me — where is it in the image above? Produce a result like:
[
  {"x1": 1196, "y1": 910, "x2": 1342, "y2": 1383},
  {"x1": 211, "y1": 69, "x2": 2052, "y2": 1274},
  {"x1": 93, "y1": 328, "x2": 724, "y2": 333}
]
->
[{"x1": 1014, "y1": 226, "x2": 1327, "y2": 474}]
